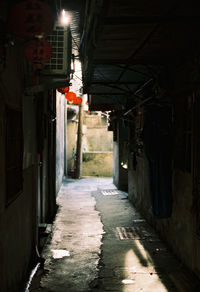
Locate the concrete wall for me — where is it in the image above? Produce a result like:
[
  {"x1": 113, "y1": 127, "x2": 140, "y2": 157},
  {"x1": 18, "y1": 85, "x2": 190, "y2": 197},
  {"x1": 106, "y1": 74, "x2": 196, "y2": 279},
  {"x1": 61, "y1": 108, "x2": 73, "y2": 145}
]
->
[
  {"x1": 0, "y1": 2, "x2": 67, "y2": 289},
  {"x1": 127, "y1": 90, "x2": 200, "y2": 279},
  {"x1": 113, "y1": 141, "x2": 120, "y2": 186},
  {"x1": 67, "y1": 111, "x2": 113, "y2": 177},
  {"x1": 56, "y1": 93, "x2": 67, "y2": 194},
  {"x1": 82, "y1": 113, "x2": 113, "y2": 177},
  {"x1": 82, "y1": 152, "x2": 113, "y2": 177},
  {"x1": 41, "y1": 92, "x2": 49, "y2": 222},
  {"x1": 83, "y1": 114, "x2": 113, "y2": 151},
  {"x1": 67, "y1": 120, "x2": 78, "y2": 171},
  {"x1": 0, "y1": 39, "x2": 38, "y2": 291},
  {"x1": 85, "y1": 127, "x2": 113, "y2": 151},
  {"x1": 36, "y1": 90, "x2": 57, "y2": 223},
  {"x1": 113, "y1": 118, "x2": 128, "y2": 191},
  {"x1": 128, "y1": 153, "x2": 195, "y2": 272},
  {"x1": 0, "y1": 167, "x2": 37, "y2": 291},
  {"x1": 83, "y1": 114, "x2": 104, "y2": 127}
]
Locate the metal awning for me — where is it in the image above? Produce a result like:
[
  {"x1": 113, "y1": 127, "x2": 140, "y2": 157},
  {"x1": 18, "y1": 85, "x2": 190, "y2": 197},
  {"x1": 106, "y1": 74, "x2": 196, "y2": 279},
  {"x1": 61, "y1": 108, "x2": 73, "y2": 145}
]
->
[{"x1": 78, "y1": 0, "x2": 200, "y2": 111}]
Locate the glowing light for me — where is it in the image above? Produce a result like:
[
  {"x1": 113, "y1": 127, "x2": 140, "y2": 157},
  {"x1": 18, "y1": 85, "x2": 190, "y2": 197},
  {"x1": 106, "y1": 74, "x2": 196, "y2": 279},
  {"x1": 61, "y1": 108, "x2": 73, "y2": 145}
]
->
[
  {"x1": 121, "y1": 162, "x2": 128, "y2": 169},
  {"x1": 122, "y1": 279, "x2": 135, "y2": 284},
  {"x1": 60, "y1": 9, "x2": 70, "y2": 26}
]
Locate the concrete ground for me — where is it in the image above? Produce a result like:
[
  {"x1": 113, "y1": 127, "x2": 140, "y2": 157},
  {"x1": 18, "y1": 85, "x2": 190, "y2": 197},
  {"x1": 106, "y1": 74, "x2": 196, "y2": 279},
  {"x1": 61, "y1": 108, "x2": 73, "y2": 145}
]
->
[{"x1": 29, "y1": 177, "x2": 200, "y2": 292}]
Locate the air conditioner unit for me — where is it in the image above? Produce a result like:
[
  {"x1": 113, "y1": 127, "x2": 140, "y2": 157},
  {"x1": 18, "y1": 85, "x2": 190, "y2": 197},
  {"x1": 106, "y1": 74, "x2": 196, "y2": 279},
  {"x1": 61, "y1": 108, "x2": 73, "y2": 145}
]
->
[{"x1": 41, "y1": 23, "x2": 72, "y2": 88}]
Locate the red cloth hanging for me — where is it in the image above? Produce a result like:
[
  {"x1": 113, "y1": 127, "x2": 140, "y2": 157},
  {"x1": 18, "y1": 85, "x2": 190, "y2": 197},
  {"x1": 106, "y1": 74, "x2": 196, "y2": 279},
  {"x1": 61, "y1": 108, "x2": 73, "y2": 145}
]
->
[{"x1": 9, "y1": 0, "x2": 54, "y2": 40}]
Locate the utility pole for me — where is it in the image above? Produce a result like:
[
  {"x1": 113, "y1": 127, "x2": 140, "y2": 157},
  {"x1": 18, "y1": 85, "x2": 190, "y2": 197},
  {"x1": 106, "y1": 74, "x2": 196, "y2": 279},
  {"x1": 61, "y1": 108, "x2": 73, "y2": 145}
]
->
[
  {"x1": 75, "y1": 103, "x2": 83, "y2": 178},
  {"x1": 64, "y1": 100, "x2": 67, "y2": 176}
]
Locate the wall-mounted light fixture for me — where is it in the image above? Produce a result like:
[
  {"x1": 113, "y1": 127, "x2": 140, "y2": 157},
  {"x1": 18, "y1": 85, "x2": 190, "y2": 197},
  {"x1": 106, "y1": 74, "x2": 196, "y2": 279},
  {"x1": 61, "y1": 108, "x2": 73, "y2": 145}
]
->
[{"x1": 60, "y1": 9, "x2": 70, "y2": 26}]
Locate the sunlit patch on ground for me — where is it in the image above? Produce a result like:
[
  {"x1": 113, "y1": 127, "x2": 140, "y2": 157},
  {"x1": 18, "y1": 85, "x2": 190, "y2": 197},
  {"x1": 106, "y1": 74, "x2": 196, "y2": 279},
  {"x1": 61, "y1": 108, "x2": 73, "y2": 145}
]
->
[{"x1": 52, "y1": 250, "x2": 70, "y2": 259}]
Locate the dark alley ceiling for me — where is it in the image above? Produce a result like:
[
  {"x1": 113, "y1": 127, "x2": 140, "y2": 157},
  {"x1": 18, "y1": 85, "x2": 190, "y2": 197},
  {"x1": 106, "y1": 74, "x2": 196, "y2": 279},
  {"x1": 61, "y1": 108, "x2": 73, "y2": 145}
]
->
[{"x1": 76, "y1": 0, "x2": 200, "y2": 111}]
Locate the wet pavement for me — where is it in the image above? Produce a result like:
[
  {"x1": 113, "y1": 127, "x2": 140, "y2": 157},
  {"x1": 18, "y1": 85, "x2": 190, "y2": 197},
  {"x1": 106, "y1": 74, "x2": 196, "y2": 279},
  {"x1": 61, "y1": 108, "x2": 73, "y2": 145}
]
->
[{"x1": 29, "y1": 177, "x2": 200, "y2": 292}]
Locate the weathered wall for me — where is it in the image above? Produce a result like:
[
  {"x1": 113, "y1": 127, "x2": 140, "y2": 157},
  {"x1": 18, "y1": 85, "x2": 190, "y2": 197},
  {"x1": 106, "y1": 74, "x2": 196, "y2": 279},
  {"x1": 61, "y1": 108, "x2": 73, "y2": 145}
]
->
[
  {"x1": 128, "y1": 153, "x2": 195, "y2": 272},
  {"x1": 113, "y1": 140, "x2": 119, "y2": 186},
  {"x1": 128, "y1": 88, "x2": 200, "y2": 279},
  {"x1": 83, "y1": 114, "x2": 104, "y2": 127},
  {"x1": 83, "y1": 113, "x2": 113, "y2": 151},
  {"x1": 113, "y1": 118, "x2": 128, "y2": 191},
  {"x1": 82, "y1": 113, "x2": 113, "y2": 177},
  {"x1": 82, "y1": 152, "x2": 113, "y2": 177},
  {"x1": 85, "y1": 127, "x2": 113, "y2": 151},
  {"x1": 56, "y1": 92, "x2": 67, "y2": 194},
  {"x1": 67, "y1": 120, "x2": 78, "y2": 171},
  {"x1": 0, "y1": 167, "x2": 37, "y2": 291},
  {"x1": 36, "y1": 90, "x2": 57, "y2": 223},
  {"x1": 0, "y1": 39, "x2": 38, "y2": 291},
  {"x1": 128, "y1": 155, "x2": 151, "y2": 215},
  {"x1": 41, "y1": 92, "x2": 49, "y2": 222}
]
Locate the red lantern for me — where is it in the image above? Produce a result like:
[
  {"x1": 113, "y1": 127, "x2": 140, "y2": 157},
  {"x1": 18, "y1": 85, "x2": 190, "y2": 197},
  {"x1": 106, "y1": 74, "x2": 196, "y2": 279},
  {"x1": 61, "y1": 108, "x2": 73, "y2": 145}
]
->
[
  {"x1": 77, "y1": 97, "x2": 82, "y2": 104},
  {"x1": 57, "y1": 87, "x2": 70, "y2": 94},
  {"x1": 24, "y1": 39, "x2": 52, "y2": 64},
  {"x1": 9, "y1": 0, "x2": 54, "y2": 40},
  {"x1": 65, "y1": 92, "x2": 76, "y2": 102},
  {"x1": 73, "y1": 97, "x2": 82, "y2": 105}
]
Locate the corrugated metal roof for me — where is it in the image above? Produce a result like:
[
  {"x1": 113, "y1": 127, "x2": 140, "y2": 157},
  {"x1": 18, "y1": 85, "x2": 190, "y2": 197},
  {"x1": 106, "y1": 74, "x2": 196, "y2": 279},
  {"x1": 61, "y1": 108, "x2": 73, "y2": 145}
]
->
[
  {"x1": 69, "y1": 10, "x2": 81, "y2": 55},
  {"x1": 78, "y1": 0, "x2": 200, "y2": 110},
  {"x1": 55, "y1": 0, "x2": 200, "y2": 111},
  {"x1": 56, "y1": 0, "x2": 84, "y2": 55}
]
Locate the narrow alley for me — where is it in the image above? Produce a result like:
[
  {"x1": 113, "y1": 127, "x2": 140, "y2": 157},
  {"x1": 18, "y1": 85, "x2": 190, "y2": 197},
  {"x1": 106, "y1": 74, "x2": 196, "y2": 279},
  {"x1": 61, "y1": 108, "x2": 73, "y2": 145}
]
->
[
  {"x1": 29, "y1": 178, "x2": 200, "y2": 292},
  {"x1": 2, "y1": 1, "x2": 200, "y2": 291}
]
